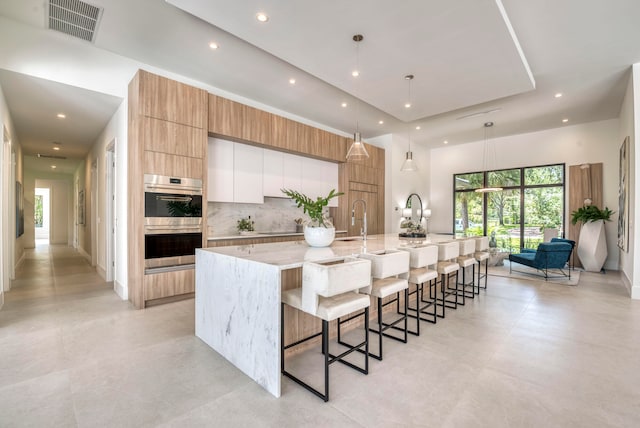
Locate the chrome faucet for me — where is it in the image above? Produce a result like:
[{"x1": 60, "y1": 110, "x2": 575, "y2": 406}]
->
[{"x1": 351, "y1": 199, "x2": 367, "y2": 241}]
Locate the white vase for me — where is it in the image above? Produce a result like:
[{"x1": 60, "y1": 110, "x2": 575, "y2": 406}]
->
[
  {"x1": 304, "y1": 226, "x2": 335, "y2": 248},
  {"x1": 577, "y1": 220, "x2": 607, "y2": 272}
]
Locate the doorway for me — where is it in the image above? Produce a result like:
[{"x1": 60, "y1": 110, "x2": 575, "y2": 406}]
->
[{"x1": 34, "y1": 187, "x2": 51, "y2": 246}]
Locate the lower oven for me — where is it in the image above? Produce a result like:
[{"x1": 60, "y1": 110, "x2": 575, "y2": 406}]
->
[{"x1": 144, "y1": 227, "x2": 202, "y2": 273}]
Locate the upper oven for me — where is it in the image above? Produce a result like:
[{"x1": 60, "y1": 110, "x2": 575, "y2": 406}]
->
[{"x1": 144, "y1": 174, "x2": 203, "y2": 231}]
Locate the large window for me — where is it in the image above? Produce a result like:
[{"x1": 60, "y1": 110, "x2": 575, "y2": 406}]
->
[{"x1": 454, "y1": 164, "x2": 565, "y2": 253}]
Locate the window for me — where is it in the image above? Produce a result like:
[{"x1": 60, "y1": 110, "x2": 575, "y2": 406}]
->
[{"x1": 454, "y1": 164, "x2": 565, "y2": 253}]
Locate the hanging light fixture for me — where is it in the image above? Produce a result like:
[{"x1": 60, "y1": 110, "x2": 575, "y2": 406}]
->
[
  {"x1": 346, "y1": 34, "x2": 369, "y2": 161},
  {"x1": 475, "y1": 121, "x2": 502, "y2": 193},
  {"x1": 401, "y1": 74, "x2": 418, "y2": 171}
]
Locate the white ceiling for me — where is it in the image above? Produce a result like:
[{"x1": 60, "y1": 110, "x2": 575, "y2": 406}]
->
[{"x1": 0, "y1": 0, "x2": 639, "y2": 169}]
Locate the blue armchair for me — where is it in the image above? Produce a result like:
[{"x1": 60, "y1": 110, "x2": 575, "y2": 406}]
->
[{"x1": 508, "y1": 239, "x2": 574, "y2": 280}]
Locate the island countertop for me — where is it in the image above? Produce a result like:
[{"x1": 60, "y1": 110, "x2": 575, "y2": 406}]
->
[{"x1": 198, "y1": 233, "x2": 453, "y2": 270}]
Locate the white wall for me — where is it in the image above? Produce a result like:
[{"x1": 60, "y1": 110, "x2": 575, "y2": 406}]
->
[
  {"x1": 429, "y1": 119, "x2": 621, "y2": 271},
  {"x1": 83, "y1": 99, "x2": 127, "y2": 297}
]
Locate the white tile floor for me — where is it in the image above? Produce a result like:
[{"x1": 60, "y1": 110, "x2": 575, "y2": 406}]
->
[{"x1": 1, "y1": 244, "x2": 640, "y2": 427}]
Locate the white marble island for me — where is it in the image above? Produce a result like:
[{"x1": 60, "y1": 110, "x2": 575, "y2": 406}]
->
[{"x1": 195, "y1": 234, "x2": 450, "y2": 397}]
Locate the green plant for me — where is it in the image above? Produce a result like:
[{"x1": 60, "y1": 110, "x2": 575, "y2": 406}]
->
[
  {"x1": 237, "y1": 216, "x2": 255, "y2": 232},
  {"x1": 570, "y1": 205, "x2": 614, "y2": 225},
  {"x1": 281, "y1": 188, "x2": 343, "y2": 227}
]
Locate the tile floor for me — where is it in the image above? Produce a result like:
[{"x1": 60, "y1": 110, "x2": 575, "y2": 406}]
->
[{"x1": 1, "y1": 244, "x2": 640, "y2": 427}]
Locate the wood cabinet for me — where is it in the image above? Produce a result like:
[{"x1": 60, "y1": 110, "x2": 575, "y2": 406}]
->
[
  {"x1": 209, "y1": 94, "x2": 243, "y2": 139},
  {"x1": 138, "y1": 70, "x2": 206, "y2": 128},
  {"x1": 128, "y1": 70, "x2": 208, "y2": 309}
]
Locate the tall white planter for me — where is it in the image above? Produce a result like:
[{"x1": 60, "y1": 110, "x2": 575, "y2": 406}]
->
[
  {"x1": 304, "y1": 226, "x2": 335, "y2": 248},
  {"x1": 577, "y1": 220, "x2": 607, "y2": 272}
]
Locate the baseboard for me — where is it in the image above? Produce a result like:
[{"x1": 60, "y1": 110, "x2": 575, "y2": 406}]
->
[
  {"x1": 114, "y1": 280, "x2": 128, "y2": 300},
  {"x1": 78, "y1": 247, "x2": 91, "y2": 263},
  {"x1": 631, "y1": 285, "x2": 640, "y2": 300},
  {"x1": 14, "y1": 252, "x2": 25, "y2": 270}
]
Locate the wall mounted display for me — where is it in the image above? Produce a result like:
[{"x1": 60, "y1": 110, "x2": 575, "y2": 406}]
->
[
  {"x1": 78, "y1": 189, "x2": 85, "y2": 226},
  {"x1": 618, "y1": 136, "x2": 629, "y2": 251},
  {"x1": 15, "y1": 181, "x2": 24, "y2": 237}
]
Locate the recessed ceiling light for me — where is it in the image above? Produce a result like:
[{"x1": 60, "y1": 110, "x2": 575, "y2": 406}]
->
[
  {"x1": 444, "y1": 140, "x2": 449, "y2": 144},
  {"x1": 404, "y1": 103, "x2": 411, "y2": 109},
  {"x1": 53, "y1": 146, "x2": 60, "y2": 151},
  {"x1": 562, "y1": 118, "x2": 569, "y2": 123},
  {"x1": 57, "y1": 113, "x2": 66, "y2": 119},
  {"x1": 341, "y1": 102, "x2": 347, "y2": 108},
  {"x1": 256, "y1": 12, "x2": 269, "y2": 22},
  {"x1": 209, "y1": 41, "x2": 219, "y2": 50},
  {"x1": 289, "y1": 78, "x2": 296, "y2": 85},
  {"x1": 555, "y1": 93, "x2": 563, "y2": 98},
  {"x1": 378, "y1": 120, "x2": 384, "y2": 125},
  {"x1": 415, "y1": 126, "x2": 421, "y2": 130},
  {"x1": 352, "y1": 70, "x2": 359, "y2": 77},
  {"x1": 51, "y1": 165, "x2": 57, "y2": 169}
]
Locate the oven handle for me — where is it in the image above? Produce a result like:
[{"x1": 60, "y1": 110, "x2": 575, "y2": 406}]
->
[
  {"x1": 156, "y1": 195, "x2": 193, "y2": 202},
  {"x1": 144, "y1": 225, "x2": 202, "y2": 231},
  {"x1": 145, "y1": 184, "x2": 202, "y2": 194}
]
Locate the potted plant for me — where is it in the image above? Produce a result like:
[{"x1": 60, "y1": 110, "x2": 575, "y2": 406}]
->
[
  {"x1": 237, "y1": 216, "x2": 256, "y2": 235},
  {"x1": 571, "y1": 205, "x2": 613, "y2": 272},
  {"x1": 281, "y1": 188, "x2": 343, "y2": 247}
]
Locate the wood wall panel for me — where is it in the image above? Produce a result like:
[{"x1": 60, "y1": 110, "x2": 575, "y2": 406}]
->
[
  {"x1": 568, "y1": 163, "x2": 603, "y2": 268},
  {"x1": 144, "y1": 151, "x2": 203, "y2": 179},
  {"x1": 138, "y1": 70, "x2": 207, "y2": 128},
  {"x1": 144, "y1": 268, "x2": 195, "y2": 300},
  {"x1": 142, "y1": 117, "x2": 206, "y2": 158},
  {"x1": 243, "y1": 105, "x2": 273, "y2": 146}
]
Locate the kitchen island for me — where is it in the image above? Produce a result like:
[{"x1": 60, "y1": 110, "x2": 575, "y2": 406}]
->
[{"x1": 195, "y1": 234, "x2": 452, "y2": 397}]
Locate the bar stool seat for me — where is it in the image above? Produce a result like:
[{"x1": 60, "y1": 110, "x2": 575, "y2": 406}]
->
[
  {"x1": 436, "y1": 241, "x2": 460, "y2": 316},
  {"x1": 457, "y1": 239, "x2": 478, "y2": 301},
  {"x1": 339, "y1": 250, "x2": 410, "y2": 361},
  {"x1": 281, "y1": 256, "x2": 372, "y2": 402},
  {"x1": 401, "y1": 244, "x2": 439, "y2": 335},
  {"x1": 473, "y1": 236, "x2": 490, "y2": 291}
]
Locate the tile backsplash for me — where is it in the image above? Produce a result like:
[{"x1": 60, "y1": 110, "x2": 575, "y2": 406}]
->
[{"x1": 208, "y1": 197, "x2": 312, "y2": 236}]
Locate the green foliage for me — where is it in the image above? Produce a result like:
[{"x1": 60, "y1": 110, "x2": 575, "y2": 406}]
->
[
  {"x1": 237, "y1": 216, "x2": 255, "y2": 232},
  {"x1": 167, "y1": 201, "x2": 201, "y2": 217},
  {"x1": 34, "y1": 195, "x2": 43, "y2": 227},
  {"x1": 281, "y1": 188, "x2": 343, "y2": 227},
  {"x1": 571, "y1": 205, "x2": 614, "y2": 225}
]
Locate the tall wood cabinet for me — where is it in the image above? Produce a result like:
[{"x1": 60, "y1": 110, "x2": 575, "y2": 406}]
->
[{"x1": 128, "y1": 70, "x2": 208, "y2": 309}]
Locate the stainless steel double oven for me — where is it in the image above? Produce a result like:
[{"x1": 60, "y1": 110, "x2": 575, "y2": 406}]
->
[{"x1": 144, "y1": 174, "x2": 203, "y2": 273}]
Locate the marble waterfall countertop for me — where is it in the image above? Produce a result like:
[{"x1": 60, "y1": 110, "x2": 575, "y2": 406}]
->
[{"x1": 194, "y1": 233, "x2": 456, "y2": 398}]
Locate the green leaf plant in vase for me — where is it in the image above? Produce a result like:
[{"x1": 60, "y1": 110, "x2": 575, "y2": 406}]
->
[
  {"x1": 237, "y1": 216, "x2": 256, "y2": 236},
  {"x1": 570, "y1": 205, "x2": 614, "y2": 272},
  {"x1": 281, "y1": 188, "x2": 343, "y2": 247}
]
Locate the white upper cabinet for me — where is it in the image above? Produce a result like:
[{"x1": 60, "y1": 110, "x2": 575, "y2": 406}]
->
[
  {"x1": 208, "y1": 137, "x2": 234, "y2": 202},
  {"x1": 233, "y1": 143, "x2": 264, "y2": 203},
  {"x1": 263, "y1": 149, "x2": 284, "y2": 197},
  {"x1": 208, "y1": 140, "x2": 337, "y2": 206},
  {"x1": 282, "y1": 153, "x2": 303, "y2": 192},
  {"x1": 208, "y1": 138, "x2": 264, "y2": 203}
]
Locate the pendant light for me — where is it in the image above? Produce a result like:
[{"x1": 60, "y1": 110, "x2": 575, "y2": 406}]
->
[
  {"x1": 346, "y1": 34, "x2": 370, "y2": 161},
  {"x1": 401, "y1": 74, "x2": 418, "y2": 171},
  {"x1": 475, "y1": 121, "x2": 502, "y2": 193}
]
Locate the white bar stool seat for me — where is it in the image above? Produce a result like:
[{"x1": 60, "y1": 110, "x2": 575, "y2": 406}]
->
[
  {"x1": 281, "y1": 256, "x2": 372, "y2": 402},
  {"x1": 436, "y1": 241, "x2": 460, "y2": 317},
  {"x1": 339, "y1": 250, "x2": 410, "y2": 361},
  {"x1": 401, "y1": 245, "x2": 438, "y2": 335}
]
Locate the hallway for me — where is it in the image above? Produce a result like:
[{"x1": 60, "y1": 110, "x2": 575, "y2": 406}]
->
[{"x1": 1, "y1": 245, "x2": 640, "y2": 427}]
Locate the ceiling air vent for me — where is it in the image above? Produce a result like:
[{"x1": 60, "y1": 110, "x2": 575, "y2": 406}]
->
[
  {"x1": 37, "y1": 154, "x2": 67, "y2": 160},
  {"x1": 48, "y1": 0, "x2": 102, "y2": 43}
]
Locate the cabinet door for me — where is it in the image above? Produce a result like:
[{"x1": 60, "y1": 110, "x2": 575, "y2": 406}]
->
[
  {"x1": 349, "y1": 188, "x2": 379, "y2": 236},
  {"x1": 263, "y1": 149, "x2": 284, "y2": 197},
  {"x1": 301, "y1": 157, "x2": 324, "y2": 200},
  {"x1": 282, "y1": 153, "x2": 302, "y2": 192},
  {"x1": 323, "y1": 162, "x2": 340, "y2": 207},
  {"x1": 208, "y1": 138, "x2": 234, "y2": 202},
  {"x1": 234, "y1": 143, "x2": 264, "y2": 203}
]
